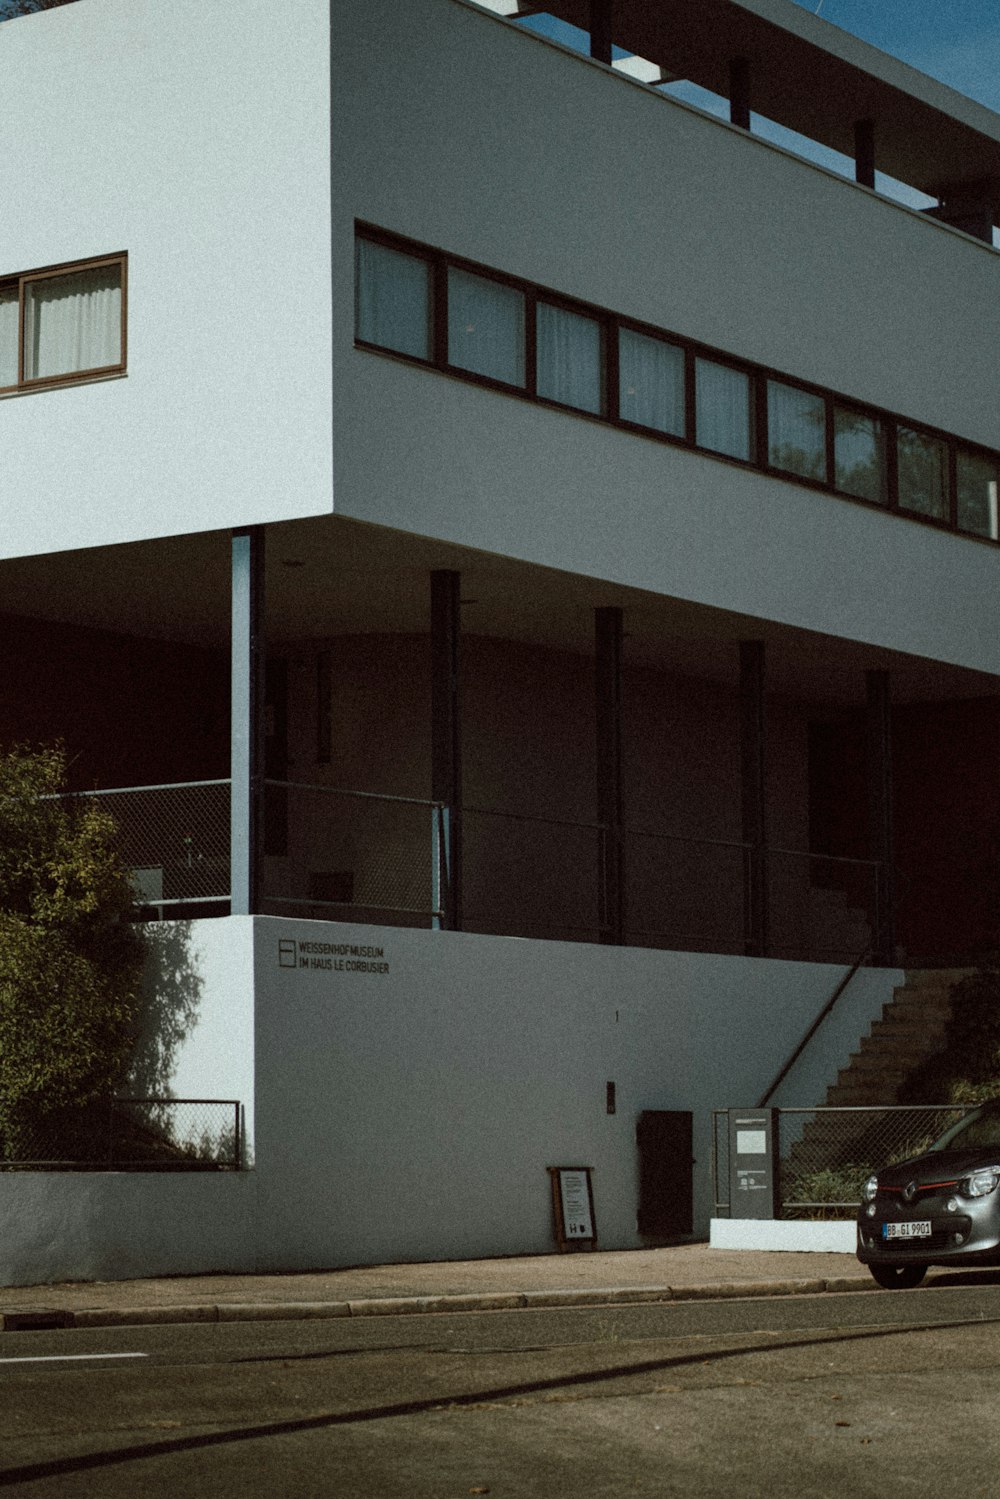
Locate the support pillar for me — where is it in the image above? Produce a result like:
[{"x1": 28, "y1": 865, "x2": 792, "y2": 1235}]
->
[
  {"x1": 231, "y1": 527, "x2": 265, "y2": 916},
  {"x1": 595, "y1": 606, "x2": 624, "y2": 945},
  {"x1": 590, "y1": 0, "x2": 612, "y2": 64},
  {"x1": 739, "y1": 640, "x2": 767, "y2": 957},
  {"x1": 854, "y1": 119, "x2": 875, "y2": 188},
  {"x1": 729, "y1": 57, "x2": 751, "y2": 130},
  {"x1": 431, "y1": 570, "x2": 463, "y2": 930},
  {"x1": 866, "y1": 669, "x2": 896, "y2": 965}
]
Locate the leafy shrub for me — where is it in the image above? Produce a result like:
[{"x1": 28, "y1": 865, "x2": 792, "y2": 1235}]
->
[{"x1": 0, "y1": 745, "x2": 144, "y2": 1160}]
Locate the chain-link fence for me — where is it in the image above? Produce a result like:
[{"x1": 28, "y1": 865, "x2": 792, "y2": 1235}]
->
[
  {"x1": 71, "y1": 780, "x2": 231, "y2": 911},
  {"x1": 712, "y1": 1105, "x2": 975, "y2": 1217},
  {"x1": 0, "y1": 1098, "x2": 241, "y2": 1170},
  {"x1": 262, "y1": 781, "x2": 443, "y2": 922}
]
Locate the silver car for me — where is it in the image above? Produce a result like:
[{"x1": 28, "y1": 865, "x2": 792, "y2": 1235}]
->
[{"x1": 857, "y1": 1101, "x2": 1000, "y2": 1288}]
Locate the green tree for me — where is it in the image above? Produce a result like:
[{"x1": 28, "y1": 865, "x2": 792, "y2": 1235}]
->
[
  {"x1": 0, "y1": 745, "x2": 144, "y2": 1160},
  {"x1": 0, "y1": 2, "x2": 76, "y2": 15}
]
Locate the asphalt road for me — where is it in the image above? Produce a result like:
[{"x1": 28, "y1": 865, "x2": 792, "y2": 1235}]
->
[{"x1": 2, "y1": 1286, "x2": 1000, "y2": 1497}]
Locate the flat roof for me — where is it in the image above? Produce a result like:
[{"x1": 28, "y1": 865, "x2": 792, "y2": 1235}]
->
[{"x1": 532, "y1": 0, "x2": 1000, "y2": 205}]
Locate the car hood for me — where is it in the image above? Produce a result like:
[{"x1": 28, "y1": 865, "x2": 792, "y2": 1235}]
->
[{"x1": 878, "y1": 1148, "x2": 1000, "y2": 1187}]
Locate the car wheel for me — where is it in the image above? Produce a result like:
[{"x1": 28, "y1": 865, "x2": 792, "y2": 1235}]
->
[{"x1": 869, "y1": 1262, "x2": 927, "y2": 1290}]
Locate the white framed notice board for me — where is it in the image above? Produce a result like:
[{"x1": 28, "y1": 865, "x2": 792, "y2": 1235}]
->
[{"x1": 548, "y1": 1165, "x2": 597, "y2": 1251}]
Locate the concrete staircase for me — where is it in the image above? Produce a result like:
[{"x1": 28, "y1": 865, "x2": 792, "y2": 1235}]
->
[
  {"x1": 823, "y1": 968, "x2": 972, "y2": 1107},
  {"x1": 780, "y1": 970, "x2": 975, "y2": 1195}
]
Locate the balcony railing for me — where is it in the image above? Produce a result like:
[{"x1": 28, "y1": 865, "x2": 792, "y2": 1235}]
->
[
  {"x1": 69, "y1": 779, "x2": 231, "y2": 914},
  {"x1": 79, "y1": 777, "x2": 884, "y2": 960}
]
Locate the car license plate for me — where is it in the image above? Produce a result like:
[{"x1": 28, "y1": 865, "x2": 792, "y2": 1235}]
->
[{"x1": 884, "y1": 1220, "x2": 931, "y2": 1240}]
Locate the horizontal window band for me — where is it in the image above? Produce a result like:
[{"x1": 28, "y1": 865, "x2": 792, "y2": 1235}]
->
[{"x1": 354, "y1": 223, "x2": 1000, "y2": 549}]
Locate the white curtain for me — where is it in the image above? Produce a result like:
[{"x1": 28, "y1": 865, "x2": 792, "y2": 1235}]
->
[
  {"x1": 957, "y1": 449, "x2": 999, "y2": 539},
  {"x1": 767, "y1": 380, "x2": 825, "y2": 479},
  {"x1": 619, "y1": 328, "x2": 684, "y2": 435},
  {"x1": 897, "y1": 426, "x2": 948, "y2": 519},
  {"x1": 0, "y1": 291, "x2": 17, "y2": 387},
  {"x1": 25, "y1": 265, "x2": 121, "y2": 381},
  {"x1": 695, "y1": 359, "x2": 750, "y2": 459},
  {"x1": 355, "y1": 239, "x2": 430, "y2": 360},
  {"x1": 537, "y1": 302, "x2": 601, "y2": 413},
  {"x1": 448, "y1": 268, "x2": 525, "y2": 385},
  {"x1": 834, "y1": 408, "x2": 885, "y2": 503}
]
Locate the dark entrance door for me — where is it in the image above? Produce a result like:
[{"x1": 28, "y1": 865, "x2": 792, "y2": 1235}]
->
[{"x1": 636, "y1": 1109, "x2": 694, "y2": 1239}]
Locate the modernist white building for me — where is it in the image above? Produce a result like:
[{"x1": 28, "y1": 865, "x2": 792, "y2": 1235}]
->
[{"x1": 1, "y1": 0, "x2": 999, "y2": 1283}]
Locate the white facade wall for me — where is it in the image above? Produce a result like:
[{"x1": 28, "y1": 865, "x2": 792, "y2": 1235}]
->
[
  {"x1": 252, "y1": 918, "x2": 900, "y2": 1270},
  {"x1": 0, "y1": 0, "x2": 333, "y2": 558},
  {"x1": 0, "y1": 916, "x2": 899, "y2": 1284},
  {"x1": 0, "y1": 1173, "x2": 255, "y2": 1287},
  {"x1": 331, "y1": 0, "x2": 1000, "y2": 676}
]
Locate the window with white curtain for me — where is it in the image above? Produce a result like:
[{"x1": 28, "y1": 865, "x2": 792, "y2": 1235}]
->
[
  {"x1": 768, "y1": 380, "x2": 825, "y2": 480},
  {"x1": 0, "y1": 255, "x2": 126, "y2": 393},
  {"x1": 695, "y1": 358, "x2": 751, "y2": 460},
  {"x1": 834, "y1": 407, "x2": 886, "y2": 503},
  {"x1": 536, "y1": 301, "x2": 602, "y2": 413},
  {"x1": 898, "y1": 425, "x2": 949, "y2": 520},
  {"x1": 355, "y1": 239, "x2": 431, "y2": 361},
  {"x1": 0, "y1": 290, "x2": 17, "y2": 389},
  {"x1": 618, "y1": 328, "x2": 684, "y2": 436},
  {"x1": 447, "y1": 267, "x2": 525, "y2": 386},
  {"x1": 957, "y1": 449, "x2": 999, "y2": 539}
]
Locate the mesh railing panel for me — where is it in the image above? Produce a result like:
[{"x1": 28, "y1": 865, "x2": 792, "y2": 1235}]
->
[
  {"x1": 75, "y1": 780, "x2": 231, "y2": 907},
  {"x1": 462, "y1": 806, "x2": 604, "y2": 941},
  {"x1": 778, "y1": 1106, "x2": 973, "y2": 1212},
  {"x1": 625, "y1": 831, "x2": 747, "y2": 953},
  {"x1": 767, "y1": 849, "x2": 879, "y2": 963},
  {"x1": 0, "y1": 1098, "x2": 241, "y2": 1170},
  {"x1": 263, "y1": 781, "x2": 441, "y2": 919}
]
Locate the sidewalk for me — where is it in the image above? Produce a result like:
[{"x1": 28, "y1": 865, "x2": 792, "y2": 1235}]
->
[{"x1": 0, "y1": 1245, "x2": 877, "y2": 1331}]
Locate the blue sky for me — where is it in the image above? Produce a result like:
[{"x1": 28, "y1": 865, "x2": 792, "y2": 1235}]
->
[
  {"x1": 519, "y1": 2, "x2": 1000, "y2": 114},
  {"x1": 793, "y1": 0, "x2": 1000, "y2": 111}
]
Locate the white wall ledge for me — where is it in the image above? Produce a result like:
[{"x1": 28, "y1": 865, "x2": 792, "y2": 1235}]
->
[{"x1": 710, "y1": 1218, "x2": 858, "y2": 1252}]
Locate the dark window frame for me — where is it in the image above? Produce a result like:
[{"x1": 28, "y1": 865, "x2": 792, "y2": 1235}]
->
[
  {"x1": 354, "y1": 223, "x2": 1000, "y2": 549},
  {"x1": 0, "y1": 252, "x2": 128, "y2": 396}
]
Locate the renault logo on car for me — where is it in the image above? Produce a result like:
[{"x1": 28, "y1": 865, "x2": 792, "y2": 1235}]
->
[{"x1": 902, "y1": 1181, "x2": 918, "y2": 1203}]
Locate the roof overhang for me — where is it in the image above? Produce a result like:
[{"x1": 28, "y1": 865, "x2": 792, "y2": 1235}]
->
[{"x1": 520, "y1": 0, "x2": 1000, "y2": 209}]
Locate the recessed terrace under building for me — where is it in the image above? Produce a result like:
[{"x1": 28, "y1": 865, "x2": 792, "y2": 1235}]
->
[{"x1": 1, "y1": 512, "x2": 996, "y2": 964}]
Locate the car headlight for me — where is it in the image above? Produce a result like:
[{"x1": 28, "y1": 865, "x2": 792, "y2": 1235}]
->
[
  {"x1": 862, "y1": 1174, "x2": 878, "y2": 1202},
  {"x1": 961, "y1": 1168, "x2": 1000, "y2": 1198}
]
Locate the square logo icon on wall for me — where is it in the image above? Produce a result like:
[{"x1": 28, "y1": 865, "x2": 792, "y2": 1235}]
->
[{"x1": 278, "y1": 939, "x2": 296, "y2": 969}]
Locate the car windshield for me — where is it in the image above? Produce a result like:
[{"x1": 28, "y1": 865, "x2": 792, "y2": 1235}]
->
[{"x1": 929, "y1": 1102, "x2": 1000, "y2": 1151}]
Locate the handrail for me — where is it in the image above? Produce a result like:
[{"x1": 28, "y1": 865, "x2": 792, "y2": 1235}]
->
[
  {"x1": 47, "y1": 778, "x2": 231, "y2": 799},
  {"x1": 264, "y1": 778, "x2": 442, "y2": 811},
  {"x1": 756, "y1": 948, "x2": 871, "y2": 1108}
]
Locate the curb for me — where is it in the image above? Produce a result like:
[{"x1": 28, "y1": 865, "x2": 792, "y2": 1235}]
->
[{"x1": 2, "y1": 1276, "x2": 877, "y2": 1331}]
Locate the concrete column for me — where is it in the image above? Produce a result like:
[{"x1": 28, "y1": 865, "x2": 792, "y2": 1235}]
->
[
  {"x1": 740, "y1": 640, "x2": 767, "y2": 956},
  {"x1": 590, "y1": 0, "x2": 613, "y2": 64},
  {"x1": 431, "y1": 570, "x2": 463, "y2": 930},
  {"x1": 595, "y1": 606, "x2": 624, "y2": 945},
  {"x1": 854, "y1": 119, "x2": 876, "y2": 188},
  {"x1": 866, "y1": 668, "x2": 896, "y2": 965},
  {"x1": 231, "y1": 527, "x2": 265, "y2": 916},
  {"x1": 729, "y1": 57, "x2": 750, "y2": 130}
]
